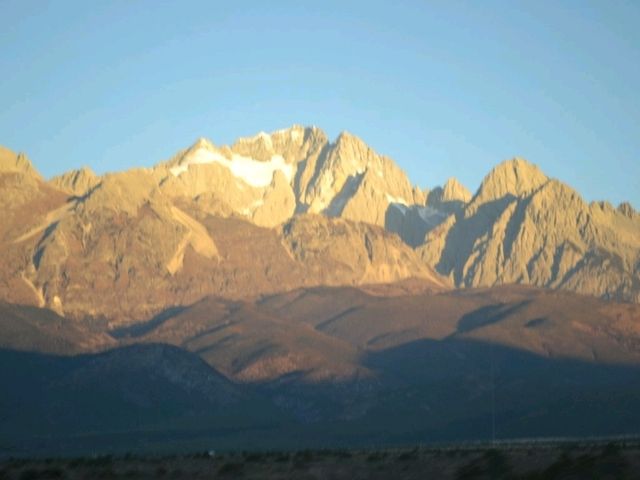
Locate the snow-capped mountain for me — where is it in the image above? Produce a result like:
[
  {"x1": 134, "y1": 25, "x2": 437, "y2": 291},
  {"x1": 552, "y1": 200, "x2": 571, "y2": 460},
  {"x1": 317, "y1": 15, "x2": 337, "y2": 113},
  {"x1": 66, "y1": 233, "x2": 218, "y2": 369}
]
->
[{"x1": 0, "y1": 126, "x2": 638, "y2": 325}]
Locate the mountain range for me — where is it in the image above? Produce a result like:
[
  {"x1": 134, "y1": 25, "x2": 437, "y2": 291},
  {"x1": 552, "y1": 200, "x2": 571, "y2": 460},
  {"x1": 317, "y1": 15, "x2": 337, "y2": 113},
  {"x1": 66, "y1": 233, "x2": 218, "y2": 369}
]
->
[
  {"x1": 2, "y1": 126, "x2": 639, "y2": 324},
  {"x1": 1, "y1": 126, "x2": 639, "y2": 455}
]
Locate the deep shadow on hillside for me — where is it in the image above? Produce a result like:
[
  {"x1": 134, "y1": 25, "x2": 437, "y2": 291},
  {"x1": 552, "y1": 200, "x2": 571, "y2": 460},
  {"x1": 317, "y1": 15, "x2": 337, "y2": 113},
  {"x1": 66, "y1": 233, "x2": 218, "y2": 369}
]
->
[
  {"x1": 2, "y1": 443, "x2": 640, "y2": 480},
  {"x1": 0, "y1": 345, "x2": 289, "y2": 457},
  {"x1": 359, "y1": 338, "x2": 640, "y2": 443},
  {"x1": 246, "y1": 337, "x2": 640, "y2": 449},
  {"x1": 1, "y1": 338, "x2": 640, "y2": 456}
]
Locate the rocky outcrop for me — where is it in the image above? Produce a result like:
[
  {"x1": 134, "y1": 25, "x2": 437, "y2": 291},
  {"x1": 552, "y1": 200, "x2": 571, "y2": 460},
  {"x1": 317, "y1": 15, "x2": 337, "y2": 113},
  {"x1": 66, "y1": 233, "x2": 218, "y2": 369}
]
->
[
  {"x1": 157, "y1": 127, "x2": 424, "y2": 229},
  {"x1": 468, "y1": 157, "x2": 548, "y2": 210},
  {"x1": 50, "y1": 166, "x2": 100, "y2": 197},
  {"x1": 0, "y1": 146, "x2": 42, "y2": 178},
  {"x1": 427, "y1": 177, "x2": 471, "y2": 214},
  {"x1": 299, "y1": 132, "x2": 423, "y2": 223},
  {"x1": 281, "y1": 214, "x2": 447, "y2": 288},
  {"x1": 420, "y1": 158, "x2": 640, "y2": 303}
]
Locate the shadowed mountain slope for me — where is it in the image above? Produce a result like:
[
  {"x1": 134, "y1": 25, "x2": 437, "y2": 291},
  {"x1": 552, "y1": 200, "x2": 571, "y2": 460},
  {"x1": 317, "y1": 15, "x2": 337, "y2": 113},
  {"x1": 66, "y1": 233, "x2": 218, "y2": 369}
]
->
[
  {"x1": 0, "y1": 281, "x2": 639, "y2": 454},
  {"x1": 2, "y1": 330, "x2": 640, "y2": 455},
  {"x1": 131, "y1": 284, "x2": 640, "y2": 388},
  {"x1": 0, "y1": 301, "x2": 114, "y2": 354},
  {"x1": 0, "y1": 344, "x2": 288, "y2": 456}
]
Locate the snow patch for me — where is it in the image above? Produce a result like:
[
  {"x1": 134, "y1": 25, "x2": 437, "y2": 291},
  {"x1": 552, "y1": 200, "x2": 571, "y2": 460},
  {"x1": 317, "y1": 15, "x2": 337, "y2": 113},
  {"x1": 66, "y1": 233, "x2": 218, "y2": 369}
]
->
[
  {"x1": 389, "y1": 203, "x2": 408, "y2": 214},
  {"x1": 170, "y1": 164, "x2": 187, "y2": 176},
  {"x1": 169, "y1": 147, "x2": 216, "y2": 176},
  {"x1": 416, "y1": 206, "x2": 447, "y2": 225},
  {"x1": 236, "y1": 131, "x2": 273, "y2": 149},
  {"x1": 385, "y1": 193, "x2": 408, "y2": 206},
  {"x1": 170, "y1": 147, "x2": 294, "y2": 188}
]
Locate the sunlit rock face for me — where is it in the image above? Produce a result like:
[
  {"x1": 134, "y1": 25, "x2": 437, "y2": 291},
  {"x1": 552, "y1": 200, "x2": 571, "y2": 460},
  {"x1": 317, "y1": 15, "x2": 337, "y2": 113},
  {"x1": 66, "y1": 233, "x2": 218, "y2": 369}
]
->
[
  {"x1": 159, "y1": 127, "x2": 425, "y2": 229},
  {"x1": 0, "y1": 127, "x2": 638, "y2": 327},
  {"x1": 50, "y1": 166, "x2": 100, "y2": 197},
  {"x1": 0, "y1": 132, "x2": 447, "y2": 324},
  {"x1": 419, "y1": 158, "x2": 640, "y2": 303}
]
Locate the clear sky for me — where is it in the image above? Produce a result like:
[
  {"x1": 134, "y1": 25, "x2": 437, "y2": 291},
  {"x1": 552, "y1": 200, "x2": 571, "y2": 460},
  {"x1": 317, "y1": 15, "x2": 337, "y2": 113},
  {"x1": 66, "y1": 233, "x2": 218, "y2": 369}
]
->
[{"x1": 1, "y1": 0, "x2": 638, "y2": 207}]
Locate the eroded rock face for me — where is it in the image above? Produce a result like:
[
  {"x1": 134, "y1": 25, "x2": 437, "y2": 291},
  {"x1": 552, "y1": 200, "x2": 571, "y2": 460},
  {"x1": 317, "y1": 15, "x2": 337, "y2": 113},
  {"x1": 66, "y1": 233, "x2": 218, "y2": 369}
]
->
[
  {"x1": 420, "y1": 158, "x2": 640, "y2": 303},
  {"x1": 0, "y1": 146, "x2": 42, "y2": 179},
  {"x1": 280, "y1": 215, "x2": 447, "y2": 287},
  {"x1": 469, "y1": 157, "x2": 548, "y2": 210},
  {"x1": 50, "y1": 166, "x2": 100, "y2": 197},
  {"x1": 427, "y1": 177, "x2": 472, "y2": 215},
  {"x1": 0, "y1": 141, "x2": 445, "y2": 324},
  {"x1": 156, "y1": 127, "x2": 425, "y2": 230},
  {"x1": 1, "y1": 128, "x2": 638, "y2": 325}
]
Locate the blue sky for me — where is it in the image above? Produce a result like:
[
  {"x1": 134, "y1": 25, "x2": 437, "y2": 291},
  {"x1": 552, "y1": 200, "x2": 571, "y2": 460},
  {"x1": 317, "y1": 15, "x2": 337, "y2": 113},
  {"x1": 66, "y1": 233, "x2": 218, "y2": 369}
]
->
[{"x1": 1, "y1": 0, "x2": 638, "y2": 206}]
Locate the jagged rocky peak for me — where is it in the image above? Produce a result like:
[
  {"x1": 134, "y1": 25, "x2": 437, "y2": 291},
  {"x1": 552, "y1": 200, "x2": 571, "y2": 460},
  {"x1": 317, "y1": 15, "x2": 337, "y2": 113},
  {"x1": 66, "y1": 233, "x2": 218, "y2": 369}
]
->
[
  {"x1": 472, "y1": 157, "x2": 548, "y2": 206},
  {"x1": 231, "y1": 131, "x2": 277, "y2": 162},
  {"x1": 270, "y1": 124, "x2": 322, "y2": 145},
  {"x1": 50, "y1": 166, "x2": 100, "y2": 196},
  {"x1": 315, "y1": 131, "x2": 375, "y2": 175},
  {"x1": 334, "y1": 130, "x2": 368, "y2": 150},
  {"x1": 428, "y1": 177, "x2": 471, "y2": 207},
  {"x1": 78, "y1": 167, "x2": 166, "y2": 215},
  {"x1": 234, "y1": 125, "x2": 310, "y2": 149},
  {"x1": 192, "y1": 136, "x2": 215, "y2": 150},
  {"x1": 591, "y1": 200, "x2": 615, "y2": 214},
  {"x1": 330, "y1": 130, "x2": 388, "y2": 175},
  {"x1": 419, "y1": 161, "x2": 640, "y2": 303},
  {"x1": 305, "y1": 131, "x2": 387, "y2": 207},
  {"x1": 301, "y1": 129, "x2": 423, "y2": 230},
  {"x1": 231, "y1": 125, "x2": 329, "y2": 165},
  {"x1": 166, "y1": 126, "x2": 329, "y2": 184},
  {"x1": 155, "y1": 125, "x2": 424, "y2": 232},
  {"x1": 184, "y1": 136, "x2": 216, "y2": 155},
  {"x1": 167, "y1": 135, "x2": 288, "y2": 185},
  {"x1": 0, "y1": 145, "x2": 42, "y2": 178},
  {"x1": 442, "y1": 177, "x2": 472, "y2": 203},
  {"x1": 2, "y1": 128, "x2": 640, "y2": 321},
  {"x1": 618, "y1": 201, "x2": 637, "y2": 219}
]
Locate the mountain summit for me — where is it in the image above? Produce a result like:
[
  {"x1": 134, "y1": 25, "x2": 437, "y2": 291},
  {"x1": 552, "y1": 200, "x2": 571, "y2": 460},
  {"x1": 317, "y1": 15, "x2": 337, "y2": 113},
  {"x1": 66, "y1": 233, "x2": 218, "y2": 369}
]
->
[
  {"x1": 473, "y1": 157, "x2": 548, "y2": 206},
  {"x1": 0, "y1": 145, "x2": 41, "y2": 178},
  {"x1": 0, "y1": 126, "x2": 638, "y2": 324}
]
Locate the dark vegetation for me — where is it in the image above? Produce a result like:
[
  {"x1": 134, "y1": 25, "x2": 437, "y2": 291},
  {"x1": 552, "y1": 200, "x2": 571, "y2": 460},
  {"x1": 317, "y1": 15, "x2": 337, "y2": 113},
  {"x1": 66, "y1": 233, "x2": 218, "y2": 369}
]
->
[{"x1": 1, "y1": 443, "x2": 639, "y2": 479}]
